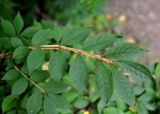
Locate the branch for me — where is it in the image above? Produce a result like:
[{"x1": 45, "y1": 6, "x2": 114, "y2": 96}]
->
[
  {"x1": 14, "y1": 65, "x2": 47, "y2": 94},
  {"x1": 29, "y1": 45, "x2": 113, "y2": 64}
]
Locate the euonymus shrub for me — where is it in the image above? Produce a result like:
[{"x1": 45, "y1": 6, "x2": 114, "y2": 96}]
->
[{"x1": 0, "y1": 13, "x2": 152, "y2": 114}]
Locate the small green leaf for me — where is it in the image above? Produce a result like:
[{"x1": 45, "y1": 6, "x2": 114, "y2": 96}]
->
[
  {"x1": 10, "y1": 37, "x2": 23, "y2": 48},
  {"x1": 11, "y1": 78, "x2": 28, "y2": 96},
  {"x1": 52, "y1": 27, "x2": 62, "y2": 42},
  {"x1": 2, "y1": 69, "x2": 19, "y2": 80},
  {"x1": 156, "y1": 63, "x2": 160, "y2": 78},
  {"x1": 73, "y1": 97, "x2": 89, "y2": 109},
  {"x1": 31, "y1": 70, "x2": 49, "y2": 83},
  {"x1": 13, "y1": 46, "x2": 29, "y2": 59},
  {"x1": 69, "y1": 55, "x2": 88, "y2": 92},
  {"x1": 61, "y1": 27, "x2": 90, "y2": 46},
  {"x1": 2, "y1": 96, "x2": 16, "y2": 112},
  {"x1": 118, "y1": 60, "x2": 152, "y2": 81},
  {"x1": 21, "y1": 26, "x2": 41, "y2": 38},
  {"x1": 95, "y1": 63, "x2": 113, "y2": 102},
  {"x1": 1, "y1": 18, "x2": 16, "y2": 36},
  {"x1": 32, "y1": 29, "x2": 55, "y2": 45},
  {"x1": 105, "y1": 43, "x2": 146, "y2": 60},
  {"x1": 13, "y1": 12, "x2": 24, "y2": 34},
  {"x1": 27, "y1": 48, "x2": 45, "y2": 74},
  {"x1": 26, "y1": 90, "x2": 43, "y2": 114},
  {"x1": 49, "y1": 51, "x2": 66, "y2": 81},
  {"x1": 83, "y1": 32, "x2": 117, "y2": 51},
  {"x1": 113, "y1": 70, "x2": 135, "y2": 106}
]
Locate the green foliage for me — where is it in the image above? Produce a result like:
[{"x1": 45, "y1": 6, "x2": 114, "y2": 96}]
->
[{"x1": 0, "y1": 13, "x2": 154, "y2": 114}]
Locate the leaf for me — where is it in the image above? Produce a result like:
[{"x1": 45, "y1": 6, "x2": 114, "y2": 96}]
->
[
  {"x1": 21, "y1": 26, "x2": 41, "y2": 38},
  {"x1": 31, "y1": 70, "x2": 49, "y2": 83},
  {"x1": 27, "y1": 48, "x2": 45, "y2": 74},
  {"x1": 26, "y1": 90, "x2": 43, "y2": 114},
  {"x1": 1, "y1": 18, "x2": 16, "y2": 36},
  {"x1": 11, "y1": 78, "x2": 28, "y2": 96},
  {"x1": 105, "y1": 43, "x2": 146, "y2": 60},
  {"x1": 10, "y1": 37, "x2": 23, "y2": 48},
  {"x1": 52, "y1": 27, "x2": 62, "y2": 42},
  {"x1": 49, "y1": 51, "x2": 66, "y2": 81},
  {"x1": 95, "y1": 63, "x2": 113, "y2": 102},
  {"x1": 32, "y1": 29, "x2": 55, "y2": 45},
  {"x1": 2, "y1": 69, "x2": 19, "y2": 80},
  {"x1": 2, "y1": 96, "x2": 16, "y2": 112},
  {"x1": 13, "y1": 12, "x2": 24, "y2": 34},
  {"x1": 83, "y1": 32, "x2": 117, "y2": 51},
  {"x1": 69, "y1": 55, "x2": 88, "y2": 92},
  {"x1": 13, "y1": 46, "x2": 29, "y2": 59},
  {"x1": 61, "y1": 27, "x2": 90, "y2": 46},
  {"x1": 73, "y1": 97, "x2": 89, "y2": 109},
  {"x1": 118, "y1": 60, "x2": 152, "y2": 81},
  {"x1": 156, "y1": 63, "x2": 160, "y2": 78},
  {"x1": 112, "y1": 70, "x2": 135, "y2": 106}
]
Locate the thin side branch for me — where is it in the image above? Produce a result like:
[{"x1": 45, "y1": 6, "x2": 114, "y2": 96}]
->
[
  {"x1": 29, "y1": 45, "x2": 112, "y2": 64},
  {"x1": 14, "y1": 65, "x2": 47, "y2": 94}
]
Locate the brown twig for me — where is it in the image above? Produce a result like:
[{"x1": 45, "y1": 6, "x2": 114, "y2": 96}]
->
[{"x1": 29, "y1": 45, "x2": 112, "y2": 64}]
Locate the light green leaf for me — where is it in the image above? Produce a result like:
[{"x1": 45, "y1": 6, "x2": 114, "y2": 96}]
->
[
  {"x1": 52, "y1": 27, "x2": 62, "y2": 42},
  {"x1": 113, "y1": 70, "x2": 135, "y2": 106},
  {"x1": 69, "y1": 55, "x2": 88, "y2": 92},
  {"x1": 32, "y1": 29, "x2": 55, "y2": 45},
  {"x1": 156, "y1": 63, "x2": 160, "y2": 78},
  {"x1": 118, "y1": 60, "x2": 152, "y2": 81},
  {"x1": 13, "y1": 46, "x2": 29, "y2": 59},
  {"x1": 13, "y1": 12, "x2": 24, "y2": 34},
  {"x1": 10, "y1": 37, "x2": 23, "y2": 48},
  {"x1": 11, "y1": 78, "x2": 28, "y2": 96},
  {"x1": 95, "y1": 63, "x2": 113, "y2": 102},
  {"x1": 61, "y1": 27, "x2": 90, "y2": 46},
  {"x1": 2, "y1": 96, "x2": 16, "y2": 112},
  {"x1": 27, "y1": 48, "x2": 45, "y2": 74},
  {"x1": 26, "y1": 90, "x2": 42, "y2": 114},
  {"x1": 83, "y1": 32, "x2": 117, "y2": 51},
  {"x1": 1, "y1": 18, "x2": 16, "y2": 36},
  {"x1": 105, "y1": 43, "x2": 146, "y2": 60},
  {"x1": 2, "y1": 69, "x2": 19, "y2": 80},
  {"x1": 21, "y1": 26, "x2": 41, "y2": 38},
  {"x1": 49, "y1": 51, "x2": 66, "y2": 81}
]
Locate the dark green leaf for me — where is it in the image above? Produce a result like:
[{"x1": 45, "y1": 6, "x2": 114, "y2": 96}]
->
[
  {"x1": 1, "y1": 18, "x2": 16, "y2": 36},
  {"x1": 61, "y1": 27, "x2": 90, "y2": 46},
  {"x1": 113, "y1": 70, "x2": 135, "y2": 106},
  {"x1": 13, "y1": 46, "x2": 29, "y2": 59},
  {"x1": 49, "y1": 51, "x2": 66, "y2": 81},
  {"x1": 11, "y1": 78, "x2": 28, "y2": 96},
  {"x1": 2, "y1": 69, "x2": 19, "y2": 80},
  {"x1": 95, "y1": 63, "x2": 113, "y2": 102},
  {"x1": 31, "y1": 70, "x2": 49, "y2": 82},
  {"x1": 83, "y1": 32, "x2": 117, "y2": 51},
  {"x1": 13, "y1": 12, "x2": 24, "y2": 34},
  {"x1": 105, "y1": 43, "x2": 146, "y2": 60},
  {"x1": 27, "y1": 48, "x2": 45, "y2": 74},
  {"x1": 69, "y1": 55, "x2": 88, "y2": 92},
  {"x1": 10, "y1": 37, "x2": 23, "y2": 48},
  {"x1": 118, "y1": 60, "x2": 152, "y2": 81},
  {"x1": 26, "y1": 90, "x2": 42, "y2": 114},
  {"x1": 2, "y1": 96, "x2": 16, "y2": 112}
]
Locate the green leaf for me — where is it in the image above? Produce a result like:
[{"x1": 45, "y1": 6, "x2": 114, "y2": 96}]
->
[
  {"x1": 31, "y1": 70, "x2": 49, "y2": 83},
  {"x1": 10, "y1": 37, "x2": 23, "y2": 48},
  {"x1": 13, "y1": 12, "x2": 24, "y2": 34},
  {"x1": 113, "y1": 70, "x2": 135, "y2": 106},
  {"x1": 69, "y1": 55, "x2": 88, "y2": 92},
  {"x1": 21, "y1": 26, "x2": 41, "y2": 38},
  {"x1": 118, "y1": 60, "x2": 152, "y2": 81},
  {"x1": 41, "y1": 80, "x2": 68, "y2": 94},
  {"x1": 13, "y1": 46, "x2": 29, "y2": 59},
  {"x1": 73, "y1": 97, "x2": 89, "y2": 109},
  {"x1": 1, "y1": 18, "x2": 16, "y2": 36},
  {"x1": 52, "y1": 27, "x2": 62, "y2": 42},
  {"x1": 11, "y1": 78, "x2": 28, "y2": 96},
  {"x1": 32, "y1": 29, "x2": 55, "y2": 45},
  {"x1": 83, "y1": 32, "x2": 117, "y2": 51},
  {"x1": 61, "y1": 27, "x2": 90, "y2": 46},
  {"x1": 49, "y1": 51, "x2": 66, "y2": 81},
  {"x1": 26, "y1": 90, "x2": 43, "y2": 114},
  {"x1": 95, "y1": 63, "x2": 113, "y2": 102},
  {"x1": 2, "y1": 96, "x2": 16, "y2": 112},
  {"x1": 44, "y1": 95, "x2": 57, "y2": 114},
  {"x1": 156, "y1": 63, "x2": 160, "y2": 78},
  {"x1": 27, "y1": 48, "x2": 45, "y2": 74},
  {"x1": 105, "y1": 43, "x2": 146, "y2": 60},
  {"x1": 2, "y1": 69, "x2": 19, "y2": 80}
]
